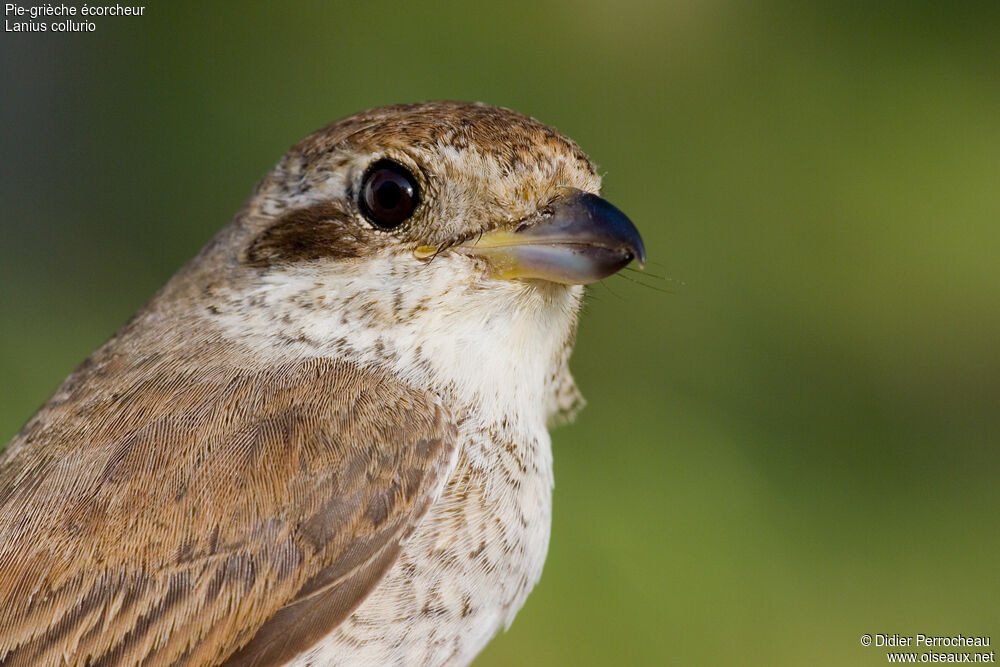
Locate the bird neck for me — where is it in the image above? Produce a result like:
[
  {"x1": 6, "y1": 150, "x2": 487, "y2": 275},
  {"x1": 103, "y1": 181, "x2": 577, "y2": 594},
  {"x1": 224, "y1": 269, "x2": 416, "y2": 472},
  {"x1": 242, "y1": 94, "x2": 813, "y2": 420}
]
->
[{"x1": 200, "y1": 253, "x2": 585, "y2": 436}]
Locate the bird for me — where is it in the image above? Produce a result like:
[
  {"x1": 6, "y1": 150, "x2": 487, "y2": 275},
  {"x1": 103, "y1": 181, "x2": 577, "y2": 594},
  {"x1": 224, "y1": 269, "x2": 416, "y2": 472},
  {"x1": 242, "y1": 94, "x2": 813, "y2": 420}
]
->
[{"x1": 0, "y1": 101, "x2": 644, "y2": 666}]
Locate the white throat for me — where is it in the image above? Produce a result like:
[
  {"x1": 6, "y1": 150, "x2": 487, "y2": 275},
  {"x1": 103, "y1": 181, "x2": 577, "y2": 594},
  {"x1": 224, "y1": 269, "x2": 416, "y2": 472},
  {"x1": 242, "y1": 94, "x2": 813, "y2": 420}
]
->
[{"x1": 214, "y1": 252, "x2": 583, "y2": 431}]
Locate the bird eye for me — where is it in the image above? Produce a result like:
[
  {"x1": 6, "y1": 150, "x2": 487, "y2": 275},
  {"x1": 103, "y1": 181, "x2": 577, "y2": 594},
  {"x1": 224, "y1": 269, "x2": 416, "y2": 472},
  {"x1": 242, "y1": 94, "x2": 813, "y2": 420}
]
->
[{"x1": 359, "y1": 159, "x2": 420, "y2": 230}]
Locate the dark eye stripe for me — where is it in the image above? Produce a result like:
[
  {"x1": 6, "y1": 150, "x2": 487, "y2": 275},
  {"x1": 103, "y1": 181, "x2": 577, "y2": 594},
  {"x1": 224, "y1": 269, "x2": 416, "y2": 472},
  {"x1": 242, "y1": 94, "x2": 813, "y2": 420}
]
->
[{"x1": 245, "y1": 202, "x2": 364, "y2": 266}]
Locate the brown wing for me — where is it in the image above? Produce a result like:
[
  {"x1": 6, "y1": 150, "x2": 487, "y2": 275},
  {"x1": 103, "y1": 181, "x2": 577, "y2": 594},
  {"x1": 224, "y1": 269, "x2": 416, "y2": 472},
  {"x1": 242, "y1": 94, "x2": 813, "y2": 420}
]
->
[{"x1": 0, "y1": 354, "x2": 457, "y2": 666}]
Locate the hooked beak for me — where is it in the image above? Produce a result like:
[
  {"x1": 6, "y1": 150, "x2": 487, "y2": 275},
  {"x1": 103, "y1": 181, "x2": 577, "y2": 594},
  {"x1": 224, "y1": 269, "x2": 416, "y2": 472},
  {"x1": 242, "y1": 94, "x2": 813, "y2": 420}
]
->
[{"x1": 440, "y1": 189, "x2": 645, "y2": 285}]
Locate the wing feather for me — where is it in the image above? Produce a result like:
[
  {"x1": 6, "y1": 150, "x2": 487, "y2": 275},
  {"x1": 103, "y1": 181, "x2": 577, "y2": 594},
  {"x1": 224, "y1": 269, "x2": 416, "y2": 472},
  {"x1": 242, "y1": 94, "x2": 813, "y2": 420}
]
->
[{"x1": 0, "y1": 354, "x2": 457, "y2": 666}]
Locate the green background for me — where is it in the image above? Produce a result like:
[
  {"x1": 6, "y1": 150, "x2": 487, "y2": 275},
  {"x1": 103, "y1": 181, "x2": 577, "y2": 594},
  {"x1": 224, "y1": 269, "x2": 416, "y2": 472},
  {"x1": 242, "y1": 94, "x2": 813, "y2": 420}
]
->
[{"x1": 1, "y1": 2, "x2": 997, "y2": 664}]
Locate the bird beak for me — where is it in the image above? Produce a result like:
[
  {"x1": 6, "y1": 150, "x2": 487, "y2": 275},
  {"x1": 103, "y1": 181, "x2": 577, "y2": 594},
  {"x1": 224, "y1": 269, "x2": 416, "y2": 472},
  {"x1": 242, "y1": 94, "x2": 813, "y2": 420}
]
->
[{"x1": 444, "y1": 188, "x2": 646, "y2": 285}]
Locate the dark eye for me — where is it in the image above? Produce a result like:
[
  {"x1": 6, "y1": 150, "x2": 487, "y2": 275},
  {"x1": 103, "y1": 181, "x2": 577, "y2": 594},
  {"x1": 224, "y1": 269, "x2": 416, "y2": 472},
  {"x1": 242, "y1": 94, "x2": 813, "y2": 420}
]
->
[{"x1": 359, "y1": 159, "x2": 420, "y2": 229}]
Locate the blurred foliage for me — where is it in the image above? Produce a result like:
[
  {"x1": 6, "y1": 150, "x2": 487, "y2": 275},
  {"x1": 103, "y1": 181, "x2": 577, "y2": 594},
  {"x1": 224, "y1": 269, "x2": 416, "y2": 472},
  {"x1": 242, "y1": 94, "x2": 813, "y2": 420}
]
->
[{"x1": 2, "y1": 2, "x2": 998, "y2": 664}]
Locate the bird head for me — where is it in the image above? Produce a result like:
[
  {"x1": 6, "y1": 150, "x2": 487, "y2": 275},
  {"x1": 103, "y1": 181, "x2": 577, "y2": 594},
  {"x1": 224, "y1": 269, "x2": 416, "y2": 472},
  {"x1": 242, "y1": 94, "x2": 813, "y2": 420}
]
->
[
  {"x1": 237, "y1": 101, "x2": 644, "y2": 287},
  {"x1": 178, "y1": 101, "x2": 644, "y2": 425}
]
